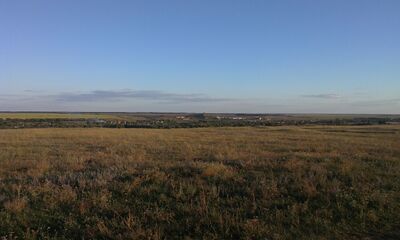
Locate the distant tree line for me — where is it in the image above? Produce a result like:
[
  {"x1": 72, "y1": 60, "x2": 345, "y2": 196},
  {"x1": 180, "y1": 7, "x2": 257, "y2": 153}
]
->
[{"x1": 0, "y1": 117, "x2": 399, "y2": 129}]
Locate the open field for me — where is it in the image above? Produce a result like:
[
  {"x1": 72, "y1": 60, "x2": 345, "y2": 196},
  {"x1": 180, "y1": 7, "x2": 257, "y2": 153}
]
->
[{"x1": 0, "y1": 126, "x2": 399, "y2": 239}]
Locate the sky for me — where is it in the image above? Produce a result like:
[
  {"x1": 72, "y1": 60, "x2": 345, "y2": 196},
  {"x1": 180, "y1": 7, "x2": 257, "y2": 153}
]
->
[{"x1": 1, "y1": 0, "x2": 399, "y2": 113}]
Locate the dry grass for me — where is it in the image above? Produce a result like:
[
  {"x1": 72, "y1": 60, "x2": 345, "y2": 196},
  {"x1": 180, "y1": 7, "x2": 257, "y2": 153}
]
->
[{"x1": 0, "y1": 126, "x2": 399, "y2": 239}]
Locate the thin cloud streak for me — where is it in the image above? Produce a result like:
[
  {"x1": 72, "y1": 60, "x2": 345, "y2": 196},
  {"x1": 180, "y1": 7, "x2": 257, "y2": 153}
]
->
[
  {"x1": 54, "y1": 90, "x2": 234, "y2": 104},
  {"x1": 301, "y1": 94, "x2": 341, "y2": 99},
  {"x1": 1, "y1": 90, "x2": 399, "y2": 114}
]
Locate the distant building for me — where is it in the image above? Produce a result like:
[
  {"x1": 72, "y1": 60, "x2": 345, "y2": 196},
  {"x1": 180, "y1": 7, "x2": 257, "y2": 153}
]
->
[{"x1": 88, "y1": 118, "x2": 106, "y2": 124}]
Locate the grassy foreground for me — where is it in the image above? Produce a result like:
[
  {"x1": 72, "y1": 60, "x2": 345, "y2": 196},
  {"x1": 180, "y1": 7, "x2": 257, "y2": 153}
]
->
[{"x1": 0, "y1": 126, "x2": 399, "y2": 239}]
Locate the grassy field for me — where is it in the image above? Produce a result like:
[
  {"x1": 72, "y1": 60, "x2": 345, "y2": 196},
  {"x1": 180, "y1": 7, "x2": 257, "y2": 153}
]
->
[{"x1": 0, "y1": 126, "x2": 399, "y2": 239}]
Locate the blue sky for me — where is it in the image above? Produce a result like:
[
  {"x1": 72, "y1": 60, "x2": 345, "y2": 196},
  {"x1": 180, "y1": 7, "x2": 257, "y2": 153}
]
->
[{"x1": 1, "y1": 0, "x2": 399, "y2": 113}]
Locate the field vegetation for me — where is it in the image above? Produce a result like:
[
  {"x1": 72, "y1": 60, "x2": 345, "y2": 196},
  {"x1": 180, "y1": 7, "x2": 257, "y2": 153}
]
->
[
  {"x1": 1, "y1": 113, "x2": 399, "y2": 130},
  {"x1": 0, "y1": 126, "x2": 399, "y2": 239}
]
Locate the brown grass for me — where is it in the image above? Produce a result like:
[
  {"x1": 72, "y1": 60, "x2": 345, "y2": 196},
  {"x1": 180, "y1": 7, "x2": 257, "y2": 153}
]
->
[{"x1": 0, "y1": 125, "x2": 399, "y2": 239}]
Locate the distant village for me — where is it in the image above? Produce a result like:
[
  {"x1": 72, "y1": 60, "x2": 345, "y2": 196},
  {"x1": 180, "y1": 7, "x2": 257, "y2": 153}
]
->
[{"x1": 1, "y1": 113, "x2": 399, "y2": 129}]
